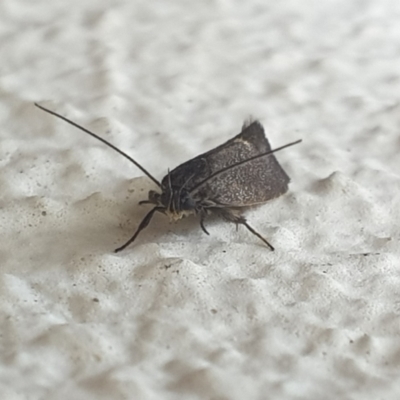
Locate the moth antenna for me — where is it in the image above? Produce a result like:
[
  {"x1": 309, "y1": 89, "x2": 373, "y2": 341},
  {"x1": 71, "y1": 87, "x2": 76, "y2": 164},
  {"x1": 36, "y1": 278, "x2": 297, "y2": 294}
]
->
[
  {"x1": 189, "y1": 139, "x2": 302, "y2": 194},
  {"x1": 166, "y1": 169, "x2": 174, "y2": 212},
  {"x1": 35, "y1": 103, "x2": 162, "y2": 188}
]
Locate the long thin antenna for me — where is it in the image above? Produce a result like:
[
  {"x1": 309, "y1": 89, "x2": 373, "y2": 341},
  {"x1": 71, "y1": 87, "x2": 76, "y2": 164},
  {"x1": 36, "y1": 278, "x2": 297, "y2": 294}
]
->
[
  {"x1": 35, "y1": 103, "x2": 162, "y2": 188},
  {"x1": 189, "y1": 139, "x2": 302, "y2": 194}
]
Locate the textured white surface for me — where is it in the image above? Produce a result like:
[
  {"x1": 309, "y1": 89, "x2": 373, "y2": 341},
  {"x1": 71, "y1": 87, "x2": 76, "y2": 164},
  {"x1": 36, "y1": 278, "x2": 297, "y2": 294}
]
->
[{"x1": 1, "y1": 0, "x2": 400, "y2": 399}]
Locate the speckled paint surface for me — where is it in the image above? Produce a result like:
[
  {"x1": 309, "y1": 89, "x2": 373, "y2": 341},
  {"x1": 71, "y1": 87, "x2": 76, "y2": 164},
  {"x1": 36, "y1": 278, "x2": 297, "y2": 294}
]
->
[{"x1": 1, "y1": 1, "x2": 400, "y2": 399}]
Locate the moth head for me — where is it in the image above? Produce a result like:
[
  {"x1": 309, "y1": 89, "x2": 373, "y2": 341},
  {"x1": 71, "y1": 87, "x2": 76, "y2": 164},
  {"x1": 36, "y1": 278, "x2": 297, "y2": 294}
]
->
[
  {"x1": 156, "y1": 186, "x2": 197, "y2": 221},
  {"x1": 148, "y1": 190, "x2": 162, "y2": 205}
]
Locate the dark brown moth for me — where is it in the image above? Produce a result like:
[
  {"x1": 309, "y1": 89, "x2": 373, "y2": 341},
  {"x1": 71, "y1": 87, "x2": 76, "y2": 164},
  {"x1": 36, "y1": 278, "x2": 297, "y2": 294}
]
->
[{"x1": 35, "y1": 103, "x2": 301, "y2": 252}]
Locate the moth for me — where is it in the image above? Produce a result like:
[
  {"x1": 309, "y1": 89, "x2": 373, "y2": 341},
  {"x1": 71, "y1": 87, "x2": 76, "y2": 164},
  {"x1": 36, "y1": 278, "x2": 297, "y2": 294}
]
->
[{"x1": 35, "y1": 103, "x2": 301, "y2": 252}]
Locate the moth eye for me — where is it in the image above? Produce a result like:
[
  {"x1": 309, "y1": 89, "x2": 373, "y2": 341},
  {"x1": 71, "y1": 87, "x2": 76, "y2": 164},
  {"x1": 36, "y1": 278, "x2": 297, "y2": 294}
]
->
[{"x1": 148, "y1": 190, "x2": 161, "y2": 203}]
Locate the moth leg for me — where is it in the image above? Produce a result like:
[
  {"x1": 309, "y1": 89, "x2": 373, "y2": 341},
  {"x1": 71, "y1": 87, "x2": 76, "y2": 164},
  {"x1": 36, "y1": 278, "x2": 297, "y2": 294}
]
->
[
  {"x1": 138, "y1": 200, "x2": 151, "y2": 205},
  {"x1": 199, "y1": 212, "x2": 210, "y2": 235},
  {"x1": 114, "y1": 207, "x2": 162, "y2": 252},
  {"x1": 242, "y1": 220, "x2": 275, "y2": 251},
  {"x1": 217, "y1": 209, "x2": 275, "y2": 251}
]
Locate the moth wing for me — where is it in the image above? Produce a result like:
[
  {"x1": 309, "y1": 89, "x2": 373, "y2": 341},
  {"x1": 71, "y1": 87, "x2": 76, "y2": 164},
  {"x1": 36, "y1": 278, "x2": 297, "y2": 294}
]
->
[
  {"x1": 192, "y1": 121, "x2": 290, "y2": 206},
  {"x1": 163, "y1": 121, "x2": 272, "y2": 189},
  {"x1": 162, "y1": 121, "x2": 290, "y2": 206},
  {"x1": 195, "y1": 151, "x2": 290, "y2": 206}
]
